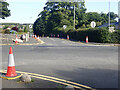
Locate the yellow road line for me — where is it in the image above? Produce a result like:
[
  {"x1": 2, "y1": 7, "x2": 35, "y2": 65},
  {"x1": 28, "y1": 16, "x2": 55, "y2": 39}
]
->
[
  {"x1": 37, "y1": 39, "x2": 45, "y2": 44},
  {"x1": 1, "y1": 70, "x2": 94, "y2": 89},
  {"x1": 31, "y1": 75, "x2": 82, "y2": 89},
  {"x1": 0, "y1": 43, "x2": 41, "y2": 46},
  {"x1": 1, "y1": 74, "x2": 23, "y2": 80},
  {"x1": 0, "y1": 38, "x2": 7, "y2": 40},
  {"x1": 16, "y1": 71, "x2": 92, "y2": 89}
]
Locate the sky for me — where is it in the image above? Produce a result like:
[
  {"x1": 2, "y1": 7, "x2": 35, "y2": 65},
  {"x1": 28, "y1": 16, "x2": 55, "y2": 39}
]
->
[{"x1": 0, "y1": 0, "x2": 119, "y2": 24}]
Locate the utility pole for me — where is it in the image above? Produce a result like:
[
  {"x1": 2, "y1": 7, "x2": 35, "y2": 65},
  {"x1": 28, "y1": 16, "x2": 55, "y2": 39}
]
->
[
  {"x1": 74, "y1": 4, "x2": 75, "y2": 30},
  {"x1": 108, "y1": 0, "x2": 110, "y2": 29}
]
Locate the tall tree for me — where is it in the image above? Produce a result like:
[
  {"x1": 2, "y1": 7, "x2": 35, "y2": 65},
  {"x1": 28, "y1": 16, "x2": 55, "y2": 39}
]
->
[
  {"x1": 33, "y1": 1, "x2": 86, "y2": 35},
  {"x1": 0, "y1": 0, "x2": 11, "y2": 19}
]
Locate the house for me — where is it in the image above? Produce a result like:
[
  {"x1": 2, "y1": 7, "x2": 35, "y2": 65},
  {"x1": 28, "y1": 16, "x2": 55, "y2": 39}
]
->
[{"x1": 98, "y1": 22, "x2": 120, "y2": 30}]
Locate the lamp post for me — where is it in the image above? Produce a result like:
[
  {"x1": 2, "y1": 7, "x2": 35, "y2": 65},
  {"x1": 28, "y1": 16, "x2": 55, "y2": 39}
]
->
[
  {"x1": 73, "y1": 4, "x2": 75, "y2": 30},
  {"x1": 108, "y1": 0, "x2": 110, "y2": 29},
  {"x1": 29, "y1": 17, "x2": 32, "y2": 35}
]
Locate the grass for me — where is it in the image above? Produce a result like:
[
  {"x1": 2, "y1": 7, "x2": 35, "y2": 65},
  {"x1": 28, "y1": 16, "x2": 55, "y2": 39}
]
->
[
  {"x1": 31, "y1": 79, "x2": 35, "y2": 82},
  {"x1": 17, "y1": 32, "x2": 27, "y2": 35}
]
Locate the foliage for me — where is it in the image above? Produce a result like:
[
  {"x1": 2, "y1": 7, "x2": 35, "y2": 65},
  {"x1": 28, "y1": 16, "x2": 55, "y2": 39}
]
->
[
  {"x1": 33, "y1": 2, "x2": 119, "y2": 43},
  {"x1": 11, "y1": 27, "x2": 19, "y2": 32},
  {"x1": 33, "y1": 2, "x2": 86, "y2": 35},
  {"x1": 24, "y1": 26, "x2": 28, "y2": 33},
  {"x1": 68, "y1": 28, "x2": 119, "y2": 43},
  {"x1": 110, "y1": 30, "x2": 120, "y2": 43},
  {"x1": 3, "y1": 25, "x2": 9, "y2": 29},
  {"x1": 0, "y1": 0, "x2": 11, "y2": 19},
  {"x1": 4, "y1": 29, "x2": 10, "y2": 34}
]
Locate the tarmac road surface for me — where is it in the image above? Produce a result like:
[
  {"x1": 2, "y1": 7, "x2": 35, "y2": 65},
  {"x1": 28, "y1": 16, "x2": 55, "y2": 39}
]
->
[{"x1": 1, "y1": 37, "x2": 119, "y2": 89}]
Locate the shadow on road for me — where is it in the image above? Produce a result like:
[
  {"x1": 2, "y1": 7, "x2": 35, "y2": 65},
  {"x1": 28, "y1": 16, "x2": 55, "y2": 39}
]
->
[{"x1": 55, "y1": 67, "x2": 118, "y2": 89}]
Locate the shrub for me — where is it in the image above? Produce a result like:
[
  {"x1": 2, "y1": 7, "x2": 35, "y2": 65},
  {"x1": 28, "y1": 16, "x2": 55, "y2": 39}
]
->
[
  {"x1": 24, "y1": 26, "x2": 28, "y2": 33},
  {"x1": 12, "y1": 27, "x2": 19, "y2": 32},
  {"x1": 110, "y1": 30, "x2": 120, "y2": 43},
  {"x1": 3, "y1": 25, "x2": 9, "y2": 30},
  {"x1": 4, "y1": 29, "x2": 10, "y2": 34}
]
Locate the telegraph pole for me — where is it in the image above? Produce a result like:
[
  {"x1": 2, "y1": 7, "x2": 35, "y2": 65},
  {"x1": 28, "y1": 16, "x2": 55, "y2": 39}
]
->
[
  {"x1": 74, "y1": 5, "x2": 75, "y2": 30},
  {"x1": 108, "y1": 0, "x2": 110, "y2": 28}
]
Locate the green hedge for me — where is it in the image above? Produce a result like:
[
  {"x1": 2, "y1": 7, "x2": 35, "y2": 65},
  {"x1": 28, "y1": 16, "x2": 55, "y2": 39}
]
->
[
  {"x1": 69, "y1": 28, "x2": 120, "y2": 43},
  {"x1": 34, "y1": 25, "x2": 120, "y2": 43},
  {"x1": 52, "y1": 27, "x2": 120, "y2": 43}
]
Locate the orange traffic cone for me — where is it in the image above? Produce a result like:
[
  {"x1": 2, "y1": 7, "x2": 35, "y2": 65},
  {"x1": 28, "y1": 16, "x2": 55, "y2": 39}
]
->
[
  {"x1": 86, "y1": 36, "x2": 88, "y2": 43},
  {"x1": 15, "y1": 35, "x2": 18, "y2": 44},
  {"x1": 67, "y1": 35, "x2": 69, "y2": 40},
  {"x1": 37, "y1": 36, "x2": 40, "y2": 41},
  {"x1": 58, "y1": 34, "x2": 59, "y2": 38},
  {"x1": 15, "y1": 40, "x2": 18, "y2": 44},
  {"x1": 6, "y1": 47, "x2": 17, "y2": 77}
]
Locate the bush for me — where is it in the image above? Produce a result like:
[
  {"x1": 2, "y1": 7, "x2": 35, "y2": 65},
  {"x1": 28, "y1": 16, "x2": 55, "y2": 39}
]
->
[
  {"x1": 110, "y1": 30, "x2": 120, "y2": 43},
  {"x1": 12, "y1": 27, "x2": 19, "y2": 32},
  {"x1": 34, "y1": 24, "x2": 120, "y2": 43},
  {"x1": 67, "y1": 27, "x2": 119, "y2": 43},
  {"x1": 3, "y1": 25, "x2": 9, "y2": 30},
  {"x1": 4, "y1": 29, "x2": 10, "y2": 34},
  {"x1": 24, "y1": 26, "x2": 28, "y2": 33},
  {"x1": 98, "y1": 28, "x2": 111, "y2": 43}
]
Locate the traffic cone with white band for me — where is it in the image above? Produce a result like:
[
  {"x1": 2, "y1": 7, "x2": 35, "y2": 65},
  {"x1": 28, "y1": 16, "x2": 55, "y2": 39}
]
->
[
  {"x1": 37, "y1": 36, "x2": 40, "y2": 41},
  {"x1": 58, "y1": 34, "x2": 59, "y2": 38},
  {"x1": 6, "y1": 47, "x2": 17, "y2": 77},
  {"x1": 86, "y1": 36, "x2": 88, "y2": 43},
  {"x1": 15, "y1": 35, "x2": 18, "y2": 44},
  {"x1": 67, "y1": 35, "x2": 69, "y2": 40}
]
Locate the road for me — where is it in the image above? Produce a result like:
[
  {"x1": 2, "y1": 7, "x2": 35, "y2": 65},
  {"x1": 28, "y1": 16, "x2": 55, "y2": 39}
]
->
[{"x1": 2, "y1": 37, "x2": 118, "y2": 89}]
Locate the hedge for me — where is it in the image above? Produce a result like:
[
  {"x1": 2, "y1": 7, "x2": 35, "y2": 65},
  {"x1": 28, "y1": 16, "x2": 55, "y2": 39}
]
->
[
  {"x1": 34, "y1": 26, "x2": 120, "y2": 43},
  {"x1": 52, "y1": 27, "x2": 120, "y2": 43}
]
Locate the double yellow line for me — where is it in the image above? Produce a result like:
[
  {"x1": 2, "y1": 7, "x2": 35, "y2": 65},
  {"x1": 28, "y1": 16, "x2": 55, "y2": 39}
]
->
[{"x1": 0, "y1": 70, "x2": 95, "y2": 90}]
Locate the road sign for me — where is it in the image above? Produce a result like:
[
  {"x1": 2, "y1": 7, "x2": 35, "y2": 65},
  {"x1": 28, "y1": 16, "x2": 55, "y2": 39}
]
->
[
  {"x1": 90, "y1": 21, "x2": 96, "y2": 28},
  {"x1": 63, "y1": 25, "x2": 67, "y2": 30},
  {"x1": 29, "y1": 24, "x2": 32, "y2": 28}
]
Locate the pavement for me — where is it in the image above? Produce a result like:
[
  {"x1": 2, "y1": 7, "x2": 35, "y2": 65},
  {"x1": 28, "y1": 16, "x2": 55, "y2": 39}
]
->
[
  {"x1": 0, "y1": 34, "x2": 119, "y2": 89},
  {"x1": 0, "y1": 34, "x2": 43, "y2": 45}
]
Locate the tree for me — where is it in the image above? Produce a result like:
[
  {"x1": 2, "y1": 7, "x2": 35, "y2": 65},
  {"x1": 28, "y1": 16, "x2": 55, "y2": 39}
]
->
[
  {"x1": 0, "y1": 0, "x2": 11, "y2": 19},
  {"x1": 86, "y1": 12, "x2": 102, "y2": 22},
  {"x1": 12, "y1": 27, "x2": 19, "y2": 32},
  {"x1": 107, "y1": 12, "x2": 118, "y2": 20},
  {"x1": 24, "y1": 26, "x2": 28, "y2": 33},
  {"x1": 33, "y1": 1, "x2": 86, "y2": 35},
  {"x1": 100, "y1": 13, "x2": 108, "y2": 24}
]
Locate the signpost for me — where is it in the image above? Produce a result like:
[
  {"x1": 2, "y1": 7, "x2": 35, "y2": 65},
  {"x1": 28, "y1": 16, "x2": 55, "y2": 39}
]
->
[
  {"x1": 90, "y1": 21, "x2": 96, "y2": 28},
  {"x1": 29, "y1": 24, "x2": 32, "y2": 29},
  {"x1": 29, "y1": 24, "x2": 32, "y2": 37},
  {"x1": 63, "y1": 25, "x2": 67, "y2": 30}
]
